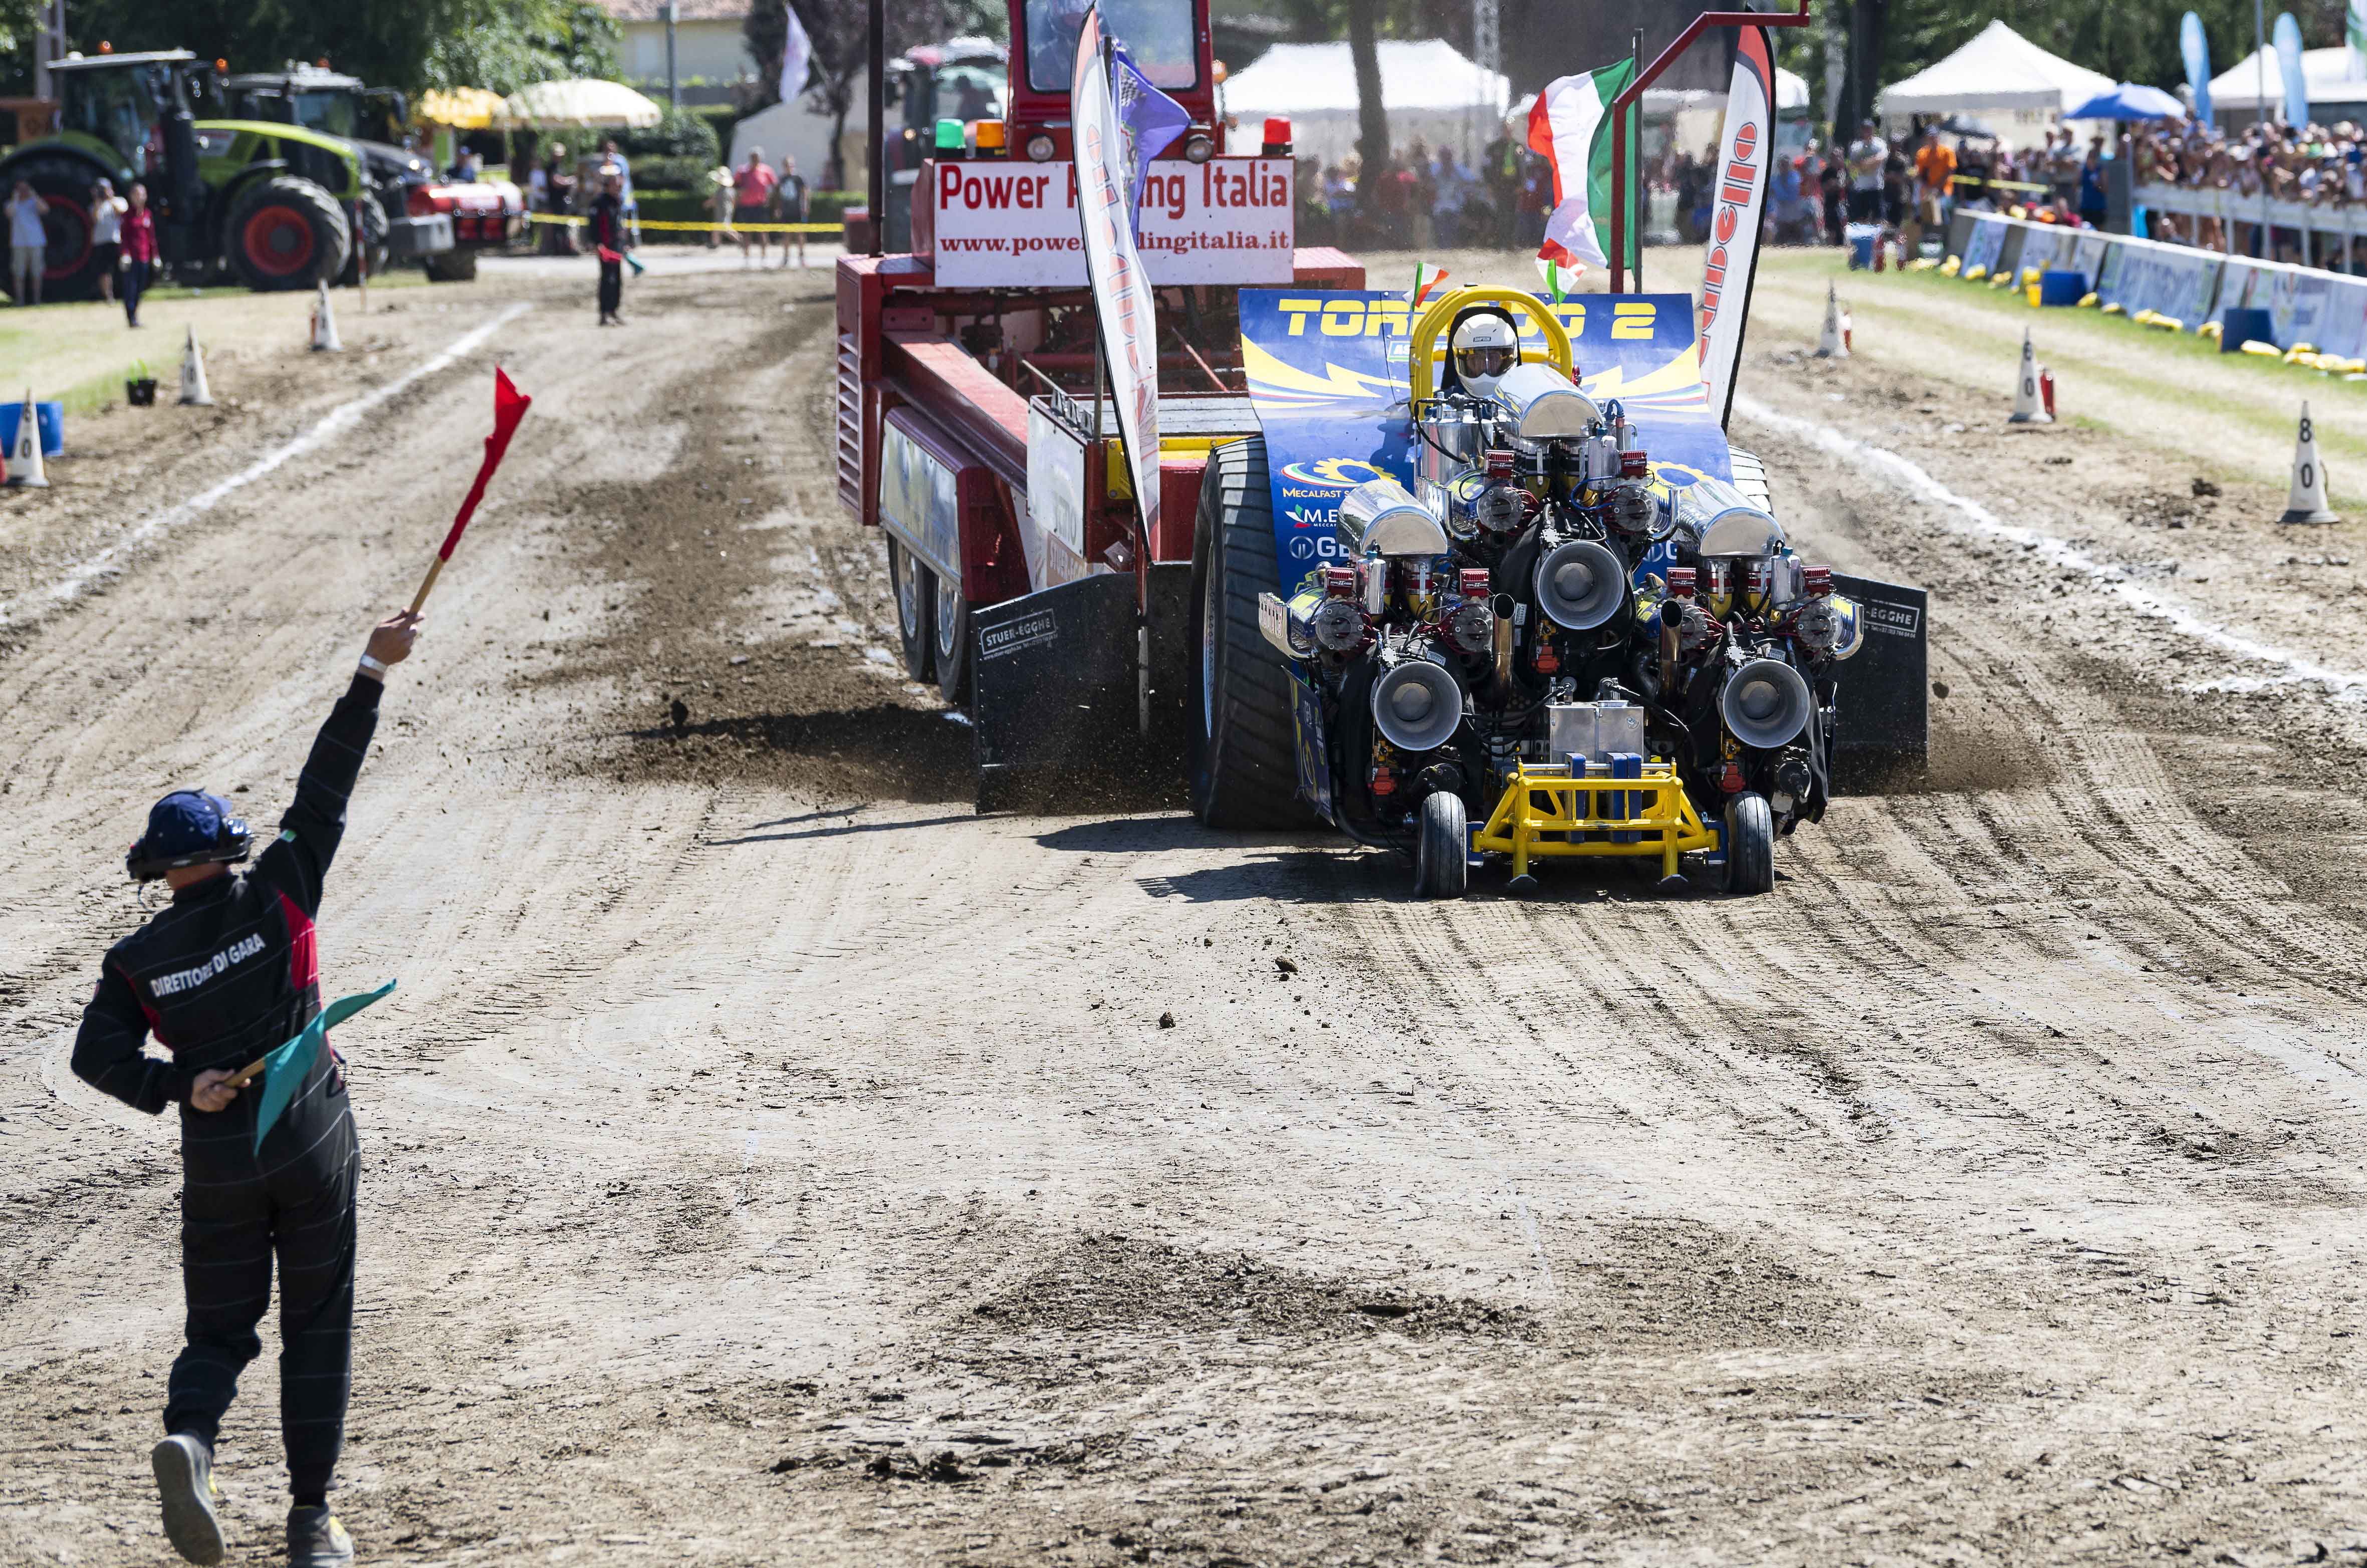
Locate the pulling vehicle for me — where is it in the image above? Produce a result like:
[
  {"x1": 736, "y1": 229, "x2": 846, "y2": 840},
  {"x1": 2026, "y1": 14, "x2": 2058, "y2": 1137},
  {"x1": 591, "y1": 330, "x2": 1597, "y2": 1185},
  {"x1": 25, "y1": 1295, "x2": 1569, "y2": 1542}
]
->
[
  {"x1": 223, "y1": 65, "x2": 522, "y2": 283},
  {"x1": 1236, "y1": 285, "x2": 1893, "y2": 897},
  {"x1": 0, "y1": 50, "x2": 362, "y2": 296},
  {"x1": 837, "y1": 0, "x2": 1928, "y2": 889}
]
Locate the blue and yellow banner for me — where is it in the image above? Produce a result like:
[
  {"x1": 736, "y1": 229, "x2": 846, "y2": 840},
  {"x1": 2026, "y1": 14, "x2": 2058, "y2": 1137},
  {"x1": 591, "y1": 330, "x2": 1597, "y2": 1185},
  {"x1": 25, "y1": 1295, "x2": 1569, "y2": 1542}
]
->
[{"x1": 1238, "y1": 290, "x2": 1732, "y2": 587}]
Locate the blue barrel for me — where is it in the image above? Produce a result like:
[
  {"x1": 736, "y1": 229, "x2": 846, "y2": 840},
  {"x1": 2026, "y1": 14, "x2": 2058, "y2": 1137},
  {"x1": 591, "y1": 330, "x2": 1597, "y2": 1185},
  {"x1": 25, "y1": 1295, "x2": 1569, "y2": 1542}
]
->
[
  {"x1": 0, "y1": 400, "x2": 63, "y2": 456},
  {"x1": 1845, "y1": 222, "x2": 1880, "y2": 270},
  {"x1": 2039, "y1": 269, "x2": 2086, "y2": 306},
  {"x1": 2221, "y1": 306, "x2": 2274, "y2": 353}
]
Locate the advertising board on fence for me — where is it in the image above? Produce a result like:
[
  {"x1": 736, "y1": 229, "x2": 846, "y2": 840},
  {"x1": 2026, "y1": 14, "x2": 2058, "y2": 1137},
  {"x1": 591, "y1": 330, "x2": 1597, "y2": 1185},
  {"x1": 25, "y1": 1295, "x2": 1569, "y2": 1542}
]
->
[
  {"x1": 927, "y1": 157, "x2": 1296, "y2": 287},
  {"x1": 1960, "y1": 214, "x2": 2008, "y2": 277},
  {"x1": 2097, "y1": 243, "x2": 2220, "y2": 321}
]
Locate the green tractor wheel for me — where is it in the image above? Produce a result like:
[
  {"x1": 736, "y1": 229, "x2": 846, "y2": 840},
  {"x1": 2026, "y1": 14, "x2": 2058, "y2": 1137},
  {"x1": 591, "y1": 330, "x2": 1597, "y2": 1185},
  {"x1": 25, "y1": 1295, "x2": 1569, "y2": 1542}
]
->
[
  {"x1": 0, "y1": 151, "x2": 115, "y2": 301},
  {"x1": 224, "y1": 174, "x2": 351, "y2": 292}
]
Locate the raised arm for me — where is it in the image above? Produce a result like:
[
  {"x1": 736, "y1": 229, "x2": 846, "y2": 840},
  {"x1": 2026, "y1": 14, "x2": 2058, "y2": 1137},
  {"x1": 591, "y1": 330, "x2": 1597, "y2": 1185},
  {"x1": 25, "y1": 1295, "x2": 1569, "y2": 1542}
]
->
[{"x1": 252, "y1": 612, "x2": 422, "y2": 918}]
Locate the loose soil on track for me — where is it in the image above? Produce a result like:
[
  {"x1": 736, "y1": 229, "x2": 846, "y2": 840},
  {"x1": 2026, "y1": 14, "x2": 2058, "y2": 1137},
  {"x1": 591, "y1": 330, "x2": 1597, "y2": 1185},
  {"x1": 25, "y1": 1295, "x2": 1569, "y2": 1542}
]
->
[{"x1": 4, "y1": 253, "x2": 2366, "y2": 1568}]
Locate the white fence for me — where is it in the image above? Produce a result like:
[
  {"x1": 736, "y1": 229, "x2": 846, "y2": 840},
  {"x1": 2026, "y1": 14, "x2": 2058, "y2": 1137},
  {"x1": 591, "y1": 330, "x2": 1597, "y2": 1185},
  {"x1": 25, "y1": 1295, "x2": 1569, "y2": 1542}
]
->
[
  {"x1": 2132, "y1": 181, "x2": 2367, "y2": 273},
  {"x1": 1946, "y1": 209, "x2": 2367, "y2": 360}
]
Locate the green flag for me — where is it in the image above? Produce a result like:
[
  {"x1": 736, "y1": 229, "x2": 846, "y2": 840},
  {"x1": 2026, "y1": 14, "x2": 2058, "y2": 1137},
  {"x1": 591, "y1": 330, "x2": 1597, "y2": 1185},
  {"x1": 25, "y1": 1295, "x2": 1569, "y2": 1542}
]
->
[{"x1": 251, "y1": 981, "x2": 397, "y2": 1154}]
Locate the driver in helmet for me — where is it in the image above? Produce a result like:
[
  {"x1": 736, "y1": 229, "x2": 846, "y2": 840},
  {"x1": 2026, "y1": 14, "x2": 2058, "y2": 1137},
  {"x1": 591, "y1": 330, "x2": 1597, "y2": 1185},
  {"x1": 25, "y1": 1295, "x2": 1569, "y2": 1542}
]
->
[
  {"x1": 1448, "y1": 312, "x2": 1520, "y2": 401},
  {"x1": 73, "y1": 609, "x2": 420, "y2": 1568}
]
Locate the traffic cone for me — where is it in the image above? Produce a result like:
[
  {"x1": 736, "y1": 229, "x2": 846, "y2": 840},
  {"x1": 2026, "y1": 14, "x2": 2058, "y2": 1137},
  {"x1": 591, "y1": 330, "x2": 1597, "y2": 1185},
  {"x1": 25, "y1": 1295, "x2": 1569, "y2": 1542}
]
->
[
  {"x1": 2009, "y1": 329, "x2": 2050, "y2": 424},
  {"x1": 2281, "y1": 401, "x2": 2338, "y2": 524},
  {"x1": 310, "y1": 281, "x2": 343, "y2": 352},
  {"x1": 6, "y1": 387, "x2": 49, "y2": 487},
  {"x1": 1815, "y1": 281, "x2": 1848, "y2": 359},
  {"x1": 178, "y1": 325, "x2": 214, "y2": 406}
]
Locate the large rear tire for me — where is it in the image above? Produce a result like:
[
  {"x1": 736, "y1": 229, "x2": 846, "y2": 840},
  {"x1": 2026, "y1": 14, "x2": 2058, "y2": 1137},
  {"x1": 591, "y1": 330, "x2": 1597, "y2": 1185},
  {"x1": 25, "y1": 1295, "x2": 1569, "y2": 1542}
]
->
[
  {"x1": 1724, "y1": 792, "x2": 1775, "y2": 896},
  {"x1": 1414, "y1": 790, "x2": 1470, "y2": 899},
  {"x1": 225, "y1": 175, "x2": 352, "y2": 292},
  {"x1": 1187, "y1": 435, "x2": 1312, "y2": 828},
  {"x1": 0, "y1": 152, "x2": 111, "y2": 300},
  {"x1": 886, "y1": 537, "x2": 933, "y2": 682}
]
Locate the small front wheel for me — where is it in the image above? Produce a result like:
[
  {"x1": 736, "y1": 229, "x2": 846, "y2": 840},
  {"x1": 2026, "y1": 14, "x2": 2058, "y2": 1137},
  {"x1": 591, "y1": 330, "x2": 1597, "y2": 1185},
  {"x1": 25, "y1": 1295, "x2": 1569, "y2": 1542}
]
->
[
  {"x1": 1414, "y1": 791, "x2": 1470, "y2": 900},
  {"x1": 1724, "y1": 792, "x2": 1775, "y2": 896}
]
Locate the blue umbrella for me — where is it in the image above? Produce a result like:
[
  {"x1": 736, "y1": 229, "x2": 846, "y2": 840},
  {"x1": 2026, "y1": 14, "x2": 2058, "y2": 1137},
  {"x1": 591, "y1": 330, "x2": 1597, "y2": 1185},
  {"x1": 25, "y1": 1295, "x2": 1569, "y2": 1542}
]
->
[{"x1": 2065, "y1": 82, "x2": 2190, "y2": 121}]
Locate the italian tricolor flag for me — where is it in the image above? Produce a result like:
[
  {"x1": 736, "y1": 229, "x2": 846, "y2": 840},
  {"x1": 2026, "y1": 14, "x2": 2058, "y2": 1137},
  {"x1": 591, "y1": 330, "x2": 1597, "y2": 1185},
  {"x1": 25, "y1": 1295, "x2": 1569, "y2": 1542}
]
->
[
  {"x1": 1527, "y1": 58, "x2": 1637, "y2": 275},
  {"x1": 1409, "y1": 262, "x2": 1450, "y2": 307}
]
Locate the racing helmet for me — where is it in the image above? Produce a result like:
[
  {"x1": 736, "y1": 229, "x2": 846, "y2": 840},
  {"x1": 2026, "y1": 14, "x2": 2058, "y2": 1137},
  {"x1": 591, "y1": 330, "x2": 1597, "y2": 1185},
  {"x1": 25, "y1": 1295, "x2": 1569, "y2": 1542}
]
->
[{"x1": 1450, "y1": 313, "x2": 1519, "y2": 401}]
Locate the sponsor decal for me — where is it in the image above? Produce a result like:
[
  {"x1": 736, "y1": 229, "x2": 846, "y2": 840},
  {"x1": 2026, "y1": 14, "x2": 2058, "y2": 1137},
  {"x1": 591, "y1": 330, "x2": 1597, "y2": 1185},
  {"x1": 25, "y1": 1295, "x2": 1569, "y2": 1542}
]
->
[
  {"x1": 1862, "y1": 598, "x2": 1922, "y2": 639},
  {"x1": 151, "y1": 932, "x2": 267, "y2": 998},
  {"x1": 981, "y1": 608, "x2": 1059, "y2": 660},
  {"x1": 930, "y1": 158, "x2": 1294, "y2": 287}
]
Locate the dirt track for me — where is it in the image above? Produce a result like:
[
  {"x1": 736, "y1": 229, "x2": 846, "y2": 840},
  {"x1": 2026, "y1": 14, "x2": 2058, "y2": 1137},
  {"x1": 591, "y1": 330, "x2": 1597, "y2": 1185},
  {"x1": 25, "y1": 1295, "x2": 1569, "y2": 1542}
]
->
[{"x1": 5, "y1": 254, "x2": 2367, "y2": 1568}]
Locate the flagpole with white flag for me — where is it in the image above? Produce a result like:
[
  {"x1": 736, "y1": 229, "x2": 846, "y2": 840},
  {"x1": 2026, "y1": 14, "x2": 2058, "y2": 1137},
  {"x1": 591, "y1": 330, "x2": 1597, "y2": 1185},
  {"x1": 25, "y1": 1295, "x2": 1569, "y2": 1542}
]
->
[{"x1": 780, "y1": 2, "x2": 813, "y2": 105}]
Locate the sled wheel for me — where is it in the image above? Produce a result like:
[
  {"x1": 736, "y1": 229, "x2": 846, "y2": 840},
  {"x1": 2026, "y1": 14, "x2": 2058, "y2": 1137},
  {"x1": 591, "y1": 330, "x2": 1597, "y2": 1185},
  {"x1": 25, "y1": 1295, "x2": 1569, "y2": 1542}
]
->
[
  {"x1": 1724, "y1": 792, "x2": 1775, "y2": 896},
  {"x1": 886, "y1": 537, "x2": 933, "y2": 682},
  {"x1": 1187, "y1": 435, "x2": 1312, "y2": 827},
  {"x1": 1414, "y1": 790, "x2": 1470, "y2": 900},
  {"x1": 933, "y1": 569, "x2": 970, "y2": 705}
]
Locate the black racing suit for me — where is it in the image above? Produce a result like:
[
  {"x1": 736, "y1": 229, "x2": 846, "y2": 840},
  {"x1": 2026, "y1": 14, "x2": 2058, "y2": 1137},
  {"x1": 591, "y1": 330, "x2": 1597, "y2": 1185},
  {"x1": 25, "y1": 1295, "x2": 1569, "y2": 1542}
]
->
[
  {"x1": 73, "y1": 673, "x2": 383, "y2": 1506},
  {"x1": 589, "y1": 192, "x2": 623, "y2": 319}
]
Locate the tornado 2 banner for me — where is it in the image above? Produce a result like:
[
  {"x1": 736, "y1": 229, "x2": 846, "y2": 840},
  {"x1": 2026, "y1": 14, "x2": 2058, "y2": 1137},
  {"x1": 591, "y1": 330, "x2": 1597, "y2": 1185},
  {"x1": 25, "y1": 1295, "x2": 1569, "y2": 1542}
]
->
[
  {"x1": 1071, "y1": 4, "x2": 1164, "y2": 552},
  {"x1": 1699, "y1": 25, "x2": 1772, "y2": 430}
]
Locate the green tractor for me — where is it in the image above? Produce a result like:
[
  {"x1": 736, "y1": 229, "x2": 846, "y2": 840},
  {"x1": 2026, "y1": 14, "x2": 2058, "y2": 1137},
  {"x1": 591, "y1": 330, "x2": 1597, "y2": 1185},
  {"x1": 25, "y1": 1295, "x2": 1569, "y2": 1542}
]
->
[{"x1": 0, "y1": 49, "x2": 362, "y2": 298}]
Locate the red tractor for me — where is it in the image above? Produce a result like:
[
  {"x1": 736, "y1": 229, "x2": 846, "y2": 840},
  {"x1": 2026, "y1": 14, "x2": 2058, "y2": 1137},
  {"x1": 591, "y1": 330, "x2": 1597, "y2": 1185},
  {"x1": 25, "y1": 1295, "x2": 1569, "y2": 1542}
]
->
[{"x1": 837, "y1": 0, "x2": 1352, "y2": 807}]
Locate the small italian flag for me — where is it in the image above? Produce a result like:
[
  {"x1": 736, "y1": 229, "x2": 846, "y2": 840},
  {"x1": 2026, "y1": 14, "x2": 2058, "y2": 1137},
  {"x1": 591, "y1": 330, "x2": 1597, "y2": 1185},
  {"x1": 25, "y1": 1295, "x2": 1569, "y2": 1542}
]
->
[
  {"x1": 1527, "y1": 57, "x2": 1638, "y2": 275},
  {"x1": 1409, "y1": 261, "x2": 1450, "y2": 308},
  {"x1": 1536, "y1": 256, "x2": 1574, "y2": 305}
]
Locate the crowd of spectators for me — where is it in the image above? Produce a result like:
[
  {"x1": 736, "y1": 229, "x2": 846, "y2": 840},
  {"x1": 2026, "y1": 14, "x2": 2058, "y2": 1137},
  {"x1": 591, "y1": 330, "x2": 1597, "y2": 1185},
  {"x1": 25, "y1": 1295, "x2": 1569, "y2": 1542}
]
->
[
  {"x1": 2126, "y1": 115, "x2": 2367, "y2": 262},
  {"x1": 1293, "y1": 116, "x2": 2120, "y2": 259}
]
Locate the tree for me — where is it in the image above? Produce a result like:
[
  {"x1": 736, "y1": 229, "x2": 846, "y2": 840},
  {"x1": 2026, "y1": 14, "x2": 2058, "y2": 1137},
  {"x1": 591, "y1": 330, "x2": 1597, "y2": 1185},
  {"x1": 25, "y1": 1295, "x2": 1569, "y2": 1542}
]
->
[
  {"x1": 0, "y1": 0, "x2": 617, "y2": 97},
  {"x1": 1344, "y1": 0, "x2": 1388, "y2": 202}
]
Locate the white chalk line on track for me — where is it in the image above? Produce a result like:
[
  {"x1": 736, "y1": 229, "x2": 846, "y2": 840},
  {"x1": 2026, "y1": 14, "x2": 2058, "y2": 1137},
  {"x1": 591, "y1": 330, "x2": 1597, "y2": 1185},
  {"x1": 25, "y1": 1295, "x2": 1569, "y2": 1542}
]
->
[
  {"x1": 0, "y1": 301, "x2": 533, "y2": 628},
  {"x1": 1730, "y1": 392, "x2": 2367, "y2": 701}
]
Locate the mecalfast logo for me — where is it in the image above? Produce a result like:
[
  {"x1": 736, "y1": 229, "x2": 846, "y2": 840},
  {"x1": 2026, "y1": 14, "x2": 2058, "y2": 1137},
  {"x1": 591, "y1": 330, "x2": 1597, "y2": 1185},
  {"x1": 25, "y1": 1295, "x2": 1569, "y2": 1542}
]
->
[
  {"x1": 1277, "y1": 457, "x2": 1389, "y2": 487},
  {"x1": 151, "y1": 932, "x2": 267, "y2": 998}
]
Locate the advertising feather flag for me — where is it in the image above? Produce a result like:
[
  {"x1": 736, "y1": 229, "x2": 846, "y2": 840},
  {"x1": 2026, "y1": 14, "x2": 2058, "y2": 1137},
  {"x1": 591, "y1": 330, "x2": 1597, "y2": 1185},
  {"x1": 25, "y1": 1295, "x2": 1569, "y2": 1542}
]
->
[
  {"x1": 409, "y1": 366, "x2": 532, "y2": 612},
  {"x1": 1528, "y1": 58, "x2": 1637, "y2": 275},
  {"x1": 2183, "y1": 12, "x2": 2214, "y2": 119},
  {"x1": 228, "y1": 980, "x2": 397, "y2": 1154},
  {"x1": 2275, "y1": 12, "x2": 2309, "y2": 129}
]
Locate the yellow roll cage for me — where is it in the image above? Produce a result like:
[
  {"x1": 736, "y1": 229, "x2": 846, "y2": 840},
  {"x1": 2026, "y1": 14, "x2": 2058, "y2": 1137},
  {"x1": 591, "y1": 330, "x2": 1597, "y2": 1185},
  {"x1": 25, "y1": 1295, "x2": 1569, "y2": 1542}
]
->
[{"x1": 1406, "y1": 285, "x2": 1575, "y2": 405}]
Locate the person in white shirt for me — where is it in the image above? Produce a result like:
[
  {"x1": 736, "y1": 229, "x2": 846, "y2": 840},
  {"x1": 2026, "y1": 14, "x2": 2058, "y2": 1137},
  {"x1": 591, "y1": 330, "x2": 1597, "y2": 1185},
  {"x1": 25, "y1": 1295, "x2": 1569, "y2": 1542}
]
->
[
  {"x1": 1846, "y1": 119, "x2": 1888, "y2": 225},
  {"x1": 90, "y1": 177, "x2": 127, "y2": 304},
  {"x1": 6, "y1": 179, "x2": 48, "y2": 306}
]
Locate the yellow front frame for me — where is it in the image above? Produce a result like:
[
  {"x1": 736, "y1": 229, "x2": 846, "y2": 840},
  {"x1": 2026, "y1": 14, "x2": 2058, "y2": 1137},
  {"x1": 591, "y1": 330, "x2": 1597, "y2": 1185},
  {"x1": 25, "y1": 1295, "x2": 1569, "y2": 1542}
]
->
[{"x1": 1472, "y1": 763, "x2": 1718, "y2": 881}]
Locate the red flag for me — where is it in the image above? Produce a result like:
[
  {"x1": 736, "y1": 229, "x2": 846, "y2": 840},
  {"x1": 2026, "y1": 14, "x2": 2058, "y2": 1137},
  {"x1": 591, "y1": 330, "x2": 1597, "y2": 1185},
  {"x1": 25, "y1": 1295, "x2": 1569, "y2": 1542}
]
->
[{"x1": 438, "y1": 367, "x2": 532, "y2": 562}]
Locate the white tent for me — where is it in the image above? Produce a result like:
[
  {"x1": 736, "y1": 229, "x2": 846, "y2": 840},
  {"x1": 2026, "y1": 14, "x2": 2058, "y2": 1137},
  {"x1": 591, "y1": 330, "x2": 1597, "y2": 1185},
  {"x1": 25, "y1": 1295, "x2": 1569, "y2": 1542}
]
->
[
  {"x1": 1875, "y1": 20, "x2": 2113, "y2": 126},
  {"x1": 494, "y1": 79, "x2": 663, "y2": 130},
  {"x1": 1222, "y1": 40, "x2": 1508, "y2": 165},
  {"x1": 2207, "y1": 45, "x2": 2367, "y2": 122}
]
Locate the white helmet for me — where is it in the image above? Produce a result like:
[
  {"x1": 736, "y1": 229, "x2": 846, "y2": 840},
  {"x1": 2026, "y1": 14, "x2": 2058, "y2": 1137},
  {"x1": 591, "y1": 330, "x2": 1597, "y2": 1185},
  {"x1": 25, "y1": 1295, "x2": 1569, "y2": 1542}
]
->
[{"x1": 1451, "y1": 313, "x2": 1520, "y2": 401}]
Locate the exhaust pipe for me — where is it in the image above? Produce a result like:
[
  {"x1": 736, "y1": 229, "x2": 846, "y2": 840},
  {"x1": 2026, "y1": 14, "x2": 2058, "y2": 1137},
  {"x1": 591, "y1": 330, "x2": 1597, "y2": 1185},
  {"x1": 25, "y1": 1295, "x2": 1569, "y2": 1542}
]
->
[{"x1": 1490, "y1": 592, "x2": 1515, "y2": 698}]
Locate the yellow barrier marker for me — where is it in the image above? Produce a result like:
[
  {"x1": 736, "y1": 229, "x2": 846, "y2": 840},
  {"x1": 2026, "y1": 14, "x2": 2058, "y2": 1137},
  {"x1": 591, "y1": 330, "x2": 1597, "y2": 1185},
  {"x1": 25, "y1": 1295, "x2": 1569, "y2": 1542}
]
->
[
  {"x1": 2078, "y1": 292, "x2": 2100, "y2": 308},
  {"x1": 2241, "y1": 339, "x2": 2283, "y2": 356},
  {"x1": 2101, "y1": 302, "x2": 2125, "y2": 314},
  {"x1": 524, "y1": 212, "x2": 843, "y2": 234},
  {"x1": 2146, "y1": 314, "x2": 2184, "y2": 332},
  {"x1": 1940, "y1": 255, "x2": 1962, "y2": 276},
  {"x1": 1963, "y1": 264, "x2": 1988, "y2": 281},
  {"x1": 2198, "y1": 320, "x2": 2224, "y2": 340}
]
